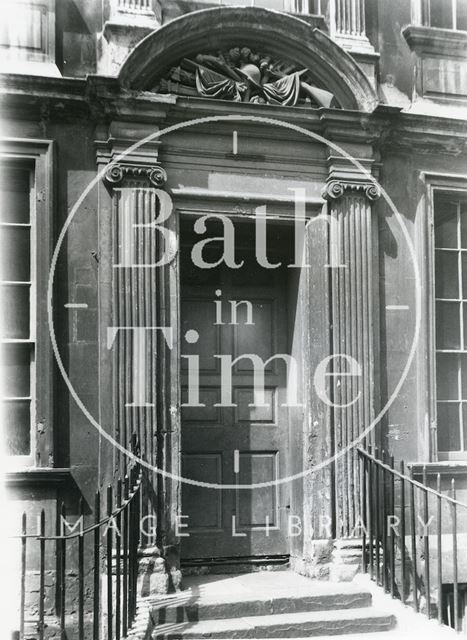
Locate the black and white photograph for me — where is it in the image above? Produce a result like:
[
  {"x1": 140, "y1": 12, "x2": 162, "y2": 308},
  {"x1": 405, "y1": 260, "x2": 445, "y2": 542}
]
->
[{"x1": 1, "y1": 1, "x2": 467, "y2": 638}]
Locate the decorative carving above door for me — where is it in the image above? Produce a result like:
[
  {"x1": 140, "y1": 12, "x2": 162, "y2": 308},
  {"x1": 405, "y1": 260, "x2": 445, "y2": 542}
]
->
[{"x1": 152, "y1": 47, "x2": 339, "y2": 108}]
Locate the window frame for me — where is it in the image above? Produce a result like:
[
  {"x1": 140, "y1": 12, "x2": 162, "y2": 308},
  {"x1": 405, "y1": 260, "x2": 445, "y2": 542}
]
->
[
  {"x1": 0, "y1": 0, "x2": 56, "y2": 64},
  {"x1": 426, "y1": 173, "x2": 467, "y2": 462},
  {"x1": 413, "y1": 0, "x2": 467, "y2": 30},
  {"x1": 423, "y1": 0, "x2": 465, "y2": 30},
  {"x1": 0, "y1": 138, "x2": 54, "y2": 470}
]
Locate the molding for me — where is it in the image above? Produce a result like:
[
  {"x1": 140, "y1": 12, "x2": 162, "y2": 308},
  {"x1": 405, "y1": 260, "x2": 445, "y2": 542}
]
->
[
  {"x1": 172, "y1": 187, "x2": 324, "y2": 206},
  {"x1": 5, "y1": 468, "x2": 73, "y2": 487},
  {"x1": 402, "y1": 25, "x2": 467, "y2": 57}
]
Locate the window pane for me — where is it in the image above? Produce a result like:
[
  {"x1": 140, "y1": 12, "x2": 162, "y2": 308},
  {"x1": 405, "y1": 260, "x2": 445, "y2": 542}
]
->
[
  {"x1": 430, "y1": 0, "x2": 454, "y2": 28},
  {"x1": 0, "y1": 284, "x2": 30, "y2": 339},
  {"x1": 461, "y1": 202, "x2": 467, "y2": 247},
  {"x1": 437, "y1": 402, "x2": 461, "y2": 451},
  {"x1": 435, "y1": 200, "x2": 458, "y2": 248},
  {"x1": 437, "y1": 353, "x2": 459, "y2": 400},
  {"x1": 436, "y1": 301, "x2": 460, "y2": 349},
  {"x1": 0, "y1": 226, "x2": 30, "y2": 282},
  {"x1": 463, "y1": 404, "x2": 467, "y2": 450},
  {"x1": 457, "y1": 0, "x2": 467, "y2": 30},
  {"x1": 461, "y1": 355, "x2": 467, "y2": 399},
  {"x1": 3, "y1": 399, "x2": 30, "y2": 455},
  {"x1": 0, "y1": 166, "x2": 30, "y2": 224},
  {"x1": 0, "y1": 344, "x2": 31, "y2": 398},
  {"x1": 435, "y1": 251, "x2": 459, "y2": 298}
]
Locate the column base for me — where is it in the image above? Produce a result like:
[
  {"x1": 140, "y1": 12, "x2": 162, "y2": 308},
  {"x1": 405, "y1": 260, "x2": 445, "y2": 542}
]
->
[
  {"x1": 290, "y1": 540, "x2": 333, "y2": 580},
  {"x1": 137, "y1": 546, "x2": 169, "y2": 596},
  {"x1": 330, "y1": 538, "x2": 363, "y2": 582}
]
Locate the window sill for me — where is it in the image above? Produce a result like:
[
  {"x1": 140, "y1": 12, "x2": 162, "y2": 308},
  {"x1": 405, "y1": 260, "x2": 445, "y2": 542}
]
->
[
  {"x1": 409, "y1": 461, "x2": 467, "y2": 476},
  {"x1": 5, "y1": 468, "x2": 73, "y2": 487},
  {"x1": 402, "y1": 25, "x2": 467, "y2": 57},
  {"x1": 0, "y1": 60, "x2": 61, "y2": 78}
]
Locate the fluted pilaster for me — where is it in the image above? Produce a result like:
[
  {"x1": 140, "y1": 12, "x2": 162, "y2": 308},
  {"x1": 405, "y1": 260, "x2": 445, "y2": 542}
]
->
[{"x1": 323, "y1": 171, "x2": 380, "y2": 538}]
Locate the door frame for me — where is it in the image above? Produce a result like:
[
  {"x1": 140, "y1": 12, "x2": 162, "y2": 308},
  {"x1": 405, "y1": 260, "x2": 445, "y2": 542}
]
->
[{"x1": 166, "y1": 189, "x2": 333, "y2": 567}]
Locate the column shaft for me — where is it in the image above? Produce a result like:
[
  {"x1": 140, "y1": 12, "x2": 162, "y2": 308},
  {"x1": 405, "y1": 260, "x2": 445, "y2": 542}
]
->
[{"x1": 328, "y1": 189, "x2": 378, "y2": 538}]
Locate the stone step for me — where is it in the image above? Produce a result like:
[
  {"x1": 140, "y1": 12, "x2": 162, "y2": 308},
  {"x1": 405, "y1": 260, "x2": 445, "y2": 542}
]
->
[
  {"x1": 151, "y1": 607, "x2": 396, "y2": 639},
  {"x1": 152, "y1": 587, "x2": 372, "y2": 624}
]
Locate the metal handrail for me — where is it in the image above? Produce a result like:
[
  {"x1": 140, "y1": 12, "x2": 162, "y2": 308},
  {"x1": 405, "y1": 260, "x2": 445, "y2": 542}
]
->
[
  {"x1": 15, "y1": 445, "x2": 144, "y2": 640},
  {"x1": 358, "y1": 446, "x2": 467, "y2": 633},
  {"x1": 357, "y1": 447, "x2": 467, "y2": 509}
]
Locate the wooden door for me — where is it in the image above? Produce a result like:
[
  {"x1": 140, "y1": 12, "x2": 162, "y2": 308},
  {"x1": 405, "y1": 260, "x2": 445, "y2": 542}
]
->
[{"x1": 180, "y1": 232, "x2": 291, "y2": 560}]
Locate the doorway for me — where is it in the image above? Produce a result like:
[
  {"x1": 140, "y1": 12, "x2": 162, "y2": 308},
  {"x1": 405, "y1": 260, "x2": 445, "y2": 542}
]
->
[{"x1": 179, "y1": 216, "x2": 303, "y2": 562}]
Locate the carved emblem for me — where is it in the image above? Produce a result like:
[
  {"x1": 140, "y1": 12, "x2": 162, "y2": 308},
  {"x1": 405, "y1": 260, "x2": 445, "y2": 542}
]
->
[{"x1": 153, "y1": 47, "x2": 338, "y2": 108}]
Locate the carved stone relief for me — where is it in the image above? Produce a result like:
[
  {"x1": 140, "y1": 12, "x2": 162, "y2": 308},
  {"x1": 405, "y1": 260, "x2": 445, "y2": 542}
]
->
[{"x1": 152, "y1": 47, "x2": 340, "y2": 108}]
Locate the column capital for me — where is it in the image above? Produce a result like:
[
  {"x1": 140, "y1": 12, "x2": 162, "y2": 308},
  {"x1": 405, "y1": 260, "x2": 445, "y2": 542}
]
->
[
  {"x1": 322, "y1": 179, "x2": 381, "y2": 201},
  {"x1": 323, "y1": 155, "x2": 381, "y2": 201},
  {"x1": 104, "y1": 162, "x2": 167, "y2": 188}
]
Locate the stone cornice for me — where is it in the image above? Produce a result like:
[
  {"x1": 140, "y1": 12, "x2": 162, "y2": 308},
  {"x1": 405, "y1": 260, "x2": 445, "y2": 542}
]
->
[
  {"x1": 5, "y1": 467, "x2": 73, "y2": 487},
  {"x1": 402, "y1": 25, "x2": 467, "y2": 58},
  {"x1": 1, "y1": 73, "x2": 467, "y2": 156}
]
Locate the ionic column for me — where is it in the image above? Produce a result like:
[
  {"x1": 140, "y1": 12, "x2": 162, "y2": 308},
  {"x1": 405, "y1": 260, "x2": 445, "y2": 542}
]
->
[
  {"x1": 323, "y1": 167, "x2": 380, "y2": 542},
  {"x1": 104, "y1": 162, "x2": 167, "y2": 479}
]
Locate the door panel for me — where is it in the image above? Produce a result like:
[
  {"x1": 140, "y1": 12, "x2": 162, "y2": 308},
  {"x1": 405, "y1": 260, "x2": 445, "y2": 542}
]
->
[{"x1": 180, "y1": 238, "x2": 291, "y2": 560}]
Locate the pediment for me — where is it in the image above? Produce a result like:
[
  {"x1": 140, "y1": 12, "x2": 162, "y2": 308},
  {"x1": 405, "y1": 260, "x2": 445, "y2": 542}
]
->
[{"x1": 119, "y1": 7, "x2": 379, "y2": 113}]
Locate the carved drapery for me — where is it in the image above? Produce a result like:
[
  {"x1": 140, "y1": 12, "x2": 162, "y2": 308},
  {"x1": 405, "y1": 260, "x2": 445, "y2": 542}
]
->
[
  {"x1": 153, "y1": 47, "x2": 339, "y2": 108},
  {"x1": 323, "y1": 169, "x2": 380, "y2": 538}
]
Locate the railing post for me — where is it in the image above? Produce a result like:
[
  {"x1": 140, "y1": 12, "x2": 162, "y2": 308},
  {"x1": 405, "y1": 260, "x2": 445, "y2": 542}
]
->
[
  {"x1": 374, "y1": 448, "x2": 381, "y2": 586},
  {"x1": 59, "y1": 502, "x2": 66, "y2": 640},
  {"x1": 123, "y1": 476, "x2": 129, "y2": 637},
  {"x1": 39, "y1": 510, "x2": 45, "y2": 640},
  {"x1": 107, "y1": 485, "x2": 113, "y2": 640},
  {"x1": 422, "y1": 466, "x2": 431, "y2": 619},
  {"x1": 409, "y1": 467, "x2": 419, "y2": 612},
  {"x1": 116, "y1": 479, "x2": 122, "y2": 640},
  {"x1": 78, "y1": 497, "x2": 85, "y2": 640},
  {"x1": 400, "y1": 461, "x2": 406, "y2": 605},
  {"x1": 367, "y1": 449, "x2": 374, "y2": 580},
  {"x1": 93, "y1": 491, "x2": 101, "y2": 640},
  {"x1": 436, "y1": 473, "x2": 442, "y2": 625},
  {"x1": 382, "y1": 451, "x2": 389, "y2": 593},
  {"x1": 20, "y1": 513, "x2": 26, "y2": 640},
  {"x1": 361, "y1": 451, "x2": 367, "y2": 573},
  {"x1": 389, "y1": 455, "x2": 396, "y2": 598},
  {"x1": 452, "y1": 479, "x2": 459, "y2": 632}
]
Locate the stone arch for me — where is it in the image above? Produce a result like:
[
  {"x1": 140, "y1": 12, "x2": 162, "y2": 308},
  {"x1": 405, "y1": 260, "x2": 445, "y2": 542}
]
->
[{"x1": 118, "y1": 7, "x2": 378, "y2": 112}]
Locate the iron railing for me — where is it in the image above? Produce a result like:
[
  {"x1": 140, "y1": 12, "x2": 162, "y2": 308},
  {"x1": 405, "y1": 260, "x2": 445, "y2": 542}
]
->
[
  {"x1": 358, "y1": 446, "x2": 467, "y2": 632},
  {"x1": 12, "y1": 459, "x2": 142, "y2": 640}
]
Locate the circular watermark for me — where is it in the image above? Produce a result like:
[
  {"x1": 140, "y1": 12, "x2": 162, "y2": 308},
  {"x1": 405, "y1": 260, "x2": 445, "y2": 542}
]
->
[{"x1": 48, "y1": 114, "x2": 421, "y2": 489}]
